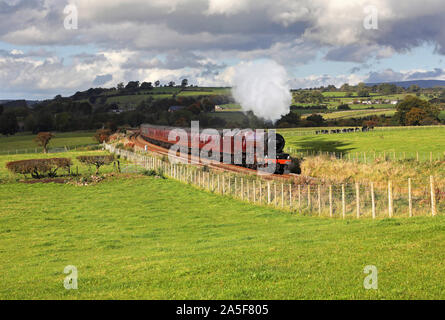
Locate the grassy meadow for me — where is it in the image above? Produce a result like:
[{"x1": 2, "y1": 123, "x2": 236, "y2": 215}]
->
[
  {"x1": 0, "y1": 131, "x2": 98, "y2": 153},
  {"x1": 280, "y1": 126, "x2": 445, "y2": 156},
  {"x1": 1, "y1": 167, "x2": 445, "y2": 299},
  {"x1": 0, "y1": 128, "x2": 444, "y2": 299}
]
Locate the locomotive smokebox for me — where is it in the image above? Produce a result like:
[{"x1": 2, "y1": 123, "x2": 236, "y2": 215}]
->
[{"x1": 268, "y1": 133, "x2": 285, "y2": 154}]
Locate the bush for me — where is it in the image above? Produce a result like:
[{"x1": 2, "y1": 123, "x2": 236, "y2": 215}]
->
[
  {"x1": 6, "y1": 158, "x2": 72, "y2": 179},
  {"x1": 77, "y1": 155, "x2": 115, "y2": 174},
  {"x1": 94, "y1": 129, "x2": 112, "y2": 143},
  {"x1": 337, "y1": 104, "x2": 351, "y2": 110}
]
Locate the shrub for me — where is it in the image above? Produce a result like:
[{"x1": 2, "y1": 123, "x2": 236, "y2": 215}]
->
[
  {"x1": 337, "y1": 104, "x2": 351, "y2": 110},
  {"x1": 94, "y1": 129, "x2": 112, "y2": 143},
  {"x1": 77, "y1": 155, "x2": 115, "y2": 174},
  {"x1": 6, "y1": 158, "x2": 72, "y2": 179}
]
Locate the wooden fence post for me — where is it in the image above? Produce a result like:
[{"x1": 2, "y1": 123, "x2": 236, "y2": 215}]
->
[
  {"x1": 253, "y1": 181, "x2": 256, "y2": 203},
  {"x1": 430, "y1": 176, "x2": 437, "y2": 216},
  {"x1": 259, "y1": 181, "x2": 262, "y2": 204},
  {"x1": 274, "y1": 184, "x2": 277, "y2": 206},
  {"x1": 207, "y1": 173, "x2": 210, "y2": 190},
  {"x1": 247, "y1": 180, "x2": 250, "y2": 201},
  {"x1": 281, "y1": 183, "x2": 284, "y2": 208},
  {"x1": 342, "y1": 184, "x2": 346, "y2": 219},
  {"x1": 241, "y1": 178, "x2": 244, "y2": 200},
  {"x1": 317, "y1": 185, "x2": 321, "y2": 216},
  {"x1": 308, "y1": 185, "x2": 311, "y2": 209},
  {"x1": 289, "y1": 184, "x2": 292, "y2": 208},
  {"x1": 298, "y1": 185, "x2": 301, "y2": 208},
  {"x1": 267, "y1": 182, "x2": 271, "y2": 204},
  {"x1": 329, "y1": 185, "x2": 333, "y2": 218},
  {"x1": 371, "y1": 182, "x2": 376, "y2": 219},
  {"x1": 388, "y1": 181, "x2": 393, "y2": 218},
  {"x1": 356, "y1": 182, "x2": 360, "y2": 218},
  {"x1": 408, "y1": 178, "x2": 412, "y2": 217},
  {"x1": 228, "y1": 177, "x2": 231, "y2": 195}
]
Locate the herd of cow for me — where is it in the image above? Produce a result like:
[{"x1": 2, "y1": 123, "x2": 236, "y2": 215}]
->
[{"x1": 315, "y1": 126, "x2": 375, "y2": 135}]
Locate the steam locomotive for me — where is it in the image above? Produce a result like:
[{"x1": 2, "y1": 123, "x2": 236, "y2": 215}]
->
[{"x1": 140, "y1": 124, "x2": 297, "y2": 175}]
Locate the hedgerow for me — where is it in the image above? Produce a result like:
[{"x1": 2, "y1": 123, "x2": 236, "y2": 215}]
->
[{"x1": 6, "y1": 158, "x2": 72, "y2": 179}]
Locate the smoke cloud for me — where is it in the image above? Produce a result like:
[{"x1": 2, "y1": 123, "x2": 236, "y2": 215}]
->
[{"x1": 231, "y1": 59, "x2": 292, "y2": 123}]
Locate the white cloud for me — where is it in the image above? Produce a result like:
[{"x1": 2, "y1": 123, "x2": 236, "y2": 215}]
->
[{"x1": 2, "y1": 0, "x2": 445, "y2": 97}]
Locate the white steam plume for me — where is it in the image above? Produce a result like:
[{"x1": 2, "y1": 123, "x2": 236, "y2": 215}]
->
[{"x1": 231, "y1": 59, "x2": 292, "y2": 123}]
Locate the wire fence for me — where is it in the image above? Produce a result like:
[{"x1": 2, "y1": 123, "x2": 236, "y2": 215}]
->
[
  {"x1": 104, "y1": 143, "x2": 444, "y2": 219},
  {"x1": 0, "y1": 143, "x2": 100, "y2": 155},
  {"x1": 280, "y1": 125, "x2": 445, "y2": 137},
  {"x1": 286, "y1": 148, "x2": 445, "y2": 163}
]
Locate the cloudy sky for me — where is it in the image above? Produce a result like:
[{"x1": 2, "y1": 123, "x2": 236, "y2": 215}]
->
[{"x1": 1, "y1": 0, "x2": 445, "y2": 99}]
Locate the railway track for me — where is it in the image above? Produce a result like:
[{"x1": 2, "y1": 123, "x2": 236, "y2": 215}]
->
[{"x1": 127, "y1": 132, "x2": 318, "y2": 183}]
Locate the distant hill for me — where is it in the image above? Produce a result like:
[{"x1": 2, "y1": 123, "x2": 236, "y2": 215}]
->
[{"x1": 366, "y1": 80, "x2": 445, "y2": 88}]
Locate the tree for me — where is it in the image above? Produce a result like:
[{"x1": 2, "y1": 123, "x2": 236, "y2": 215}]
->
[
  {"x1": 55, "y1": 112, "x2": 72, "y2": 132},
  {"x1": 36, "y1": 112, "x2": 54, "y2": 131},
  {"x1": 93, "y1": 129, "x2": 112, "y2": 143},
  {"x1": 0, "y1": 104, "x2": 3, "y2": 115},
  {"x1": 181, "y1": 79, "x2": 188, "y2": 87},
  {"x1": 168, "y1": 81, "x2": 175, "y2": 87},
  {"x1": 155, "y1": 80, "x2": 160, "y2": 87},
  {"x1": 34, "y1": 132, "x2": 54, "y2": 153},
  {"x1": 306, "y1": 114, "x2": 325, "y2": 126},
  {"x1": 405, "y1": 107, "x2": 428, "y2": 126},
  {"x1": 340, "y1": 83, "x2": 350, "y2": 92},
  {"x1": 117, "y1": 82, "x2": 124, "y2": 90},
  {"x1": 337, "y1": 104, "x2": 351, "y2": 110},
  {"x1": 125, "y1": 81, "x2": 140, "y2": 90},
  {"x1": 395, "y1": 95, "x2": 440, "y2": 125},
  {"x1": 24, "y1": 114, "x2": 37, "y2": 133},
  {"x1": 77, "y1": 155, "x2": 114, "y2": 175},
  {"x1": 140, "y1": 82, "x2": 153, "y2": 90},
  {"x1": 357, "y1": 89, "x2": 370, "y2": 97},
  {"x1": 408, "y1": 84, "x2": 420, "y2": 93},
  {"x1": 0, "y1": 113, "x2": 19, "y2": 136}
]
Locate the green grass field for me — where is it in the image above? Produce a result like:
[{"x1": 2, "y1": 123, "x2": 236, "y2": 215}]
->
[
  {"x1": 280, "y1": 126, "x2": 445, "y2": 155},
  {"x1": 311, "y1": 109, "x2": 396, "y2": 120},
  {"x1": 1, "y1": 167, "x2": 444, "y2": 299},
  {"x1": 0, "y1": 131, "x2": 97, "y2": 153}
]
